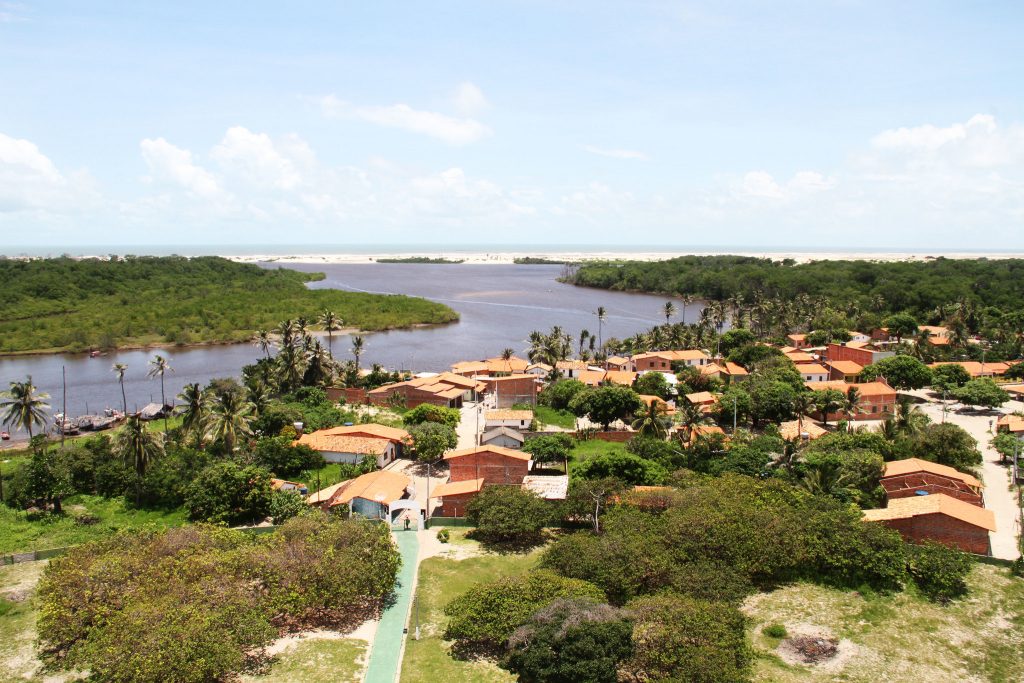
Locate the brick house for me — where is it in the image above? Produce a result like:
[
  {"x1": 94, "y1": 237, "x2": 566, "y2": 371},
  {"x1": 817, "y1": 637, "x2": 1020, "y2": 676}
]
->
[
  {"x1": 880, "y1": 458, "x2": 984, "y2": 506},
  {"x1": 296, "y1": 424, "x2": 410, "y2": 468},
  {"x1": 786, "y1": 333, "x2": 809, "y2": 349},
  {"x1": 826, "y1": 342, "x2": 895, "y2": 367},
  {"x1": 862, "y1": 493, "x2": 996, "y2": 555},
  {"x1": 484, "y1": 409, "x2": 534, "y2": 430},
  {"x1": 368, "y1": 372, "x2": 482, "y2": 408},
  {"x1": 632, "y1": 349, "x2": 709, "y2": 372},
  {"x1": 431, "y1": 445, "x2": 533, "y2": 517},
  {"x1": 806, "y1": 380, "x2": 897, "y2": 421},
  {"x1": 796, "y1": 363, "x2": 830, "y2": 383},
  {"x1": 826, "y1": 360, "x2": 864, "y2": 382},
  {"x1": 480, "y1": 374, "x2": 541, "y2": 408}
]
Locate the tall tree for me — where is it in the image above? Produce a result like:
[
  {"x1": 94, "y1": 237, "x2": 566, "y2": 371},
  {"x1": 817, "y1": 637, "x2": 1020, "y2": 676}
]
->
[
  {"x1": 252, "y1": 329, "x2": 274, "y2": 359},
  {"x1": 595, "y1": 306, "x2": 607, "y2": 351},
  {"x1": 111, "y1": 363, "x2": 128, "y2": 415},
  {"x1": 679, "y1": 294, "x2": 693, "y2": 325},
  {"x1": 319, "y1": 310, "x2": 341, "y2": 357},
  {"x1": 147, "y1": 354, "x2": 173, "y2": 430},
  {"x1": 115, "y1": 415, "x2": 164, "y2": 504},
  {"x1": 206, "y1": 390, "x2": 254, "y2": 454},
  {"x1": 0, "y1": 377, "x2": 50, "y2": 439},
  {"x1": 631, "y1": 400, "x2": 671, "y2": 439},
  {"x1": 177, "y1": 383, "x2": 208, "y2": 447},
  {"x1": 663, "y1": 301, "x2": 677, "y2": 326},
  {"x1": 351, "y1": 335, "x2": 365, "y2": 369}
]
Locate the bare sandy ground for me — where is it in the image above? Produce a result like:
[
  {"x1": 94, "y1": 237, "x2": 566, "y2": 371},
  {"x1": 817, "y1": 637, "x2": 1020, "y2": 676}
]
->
[{"x1": 227, "y1": 249, "x2": 1024, "y2": 266}]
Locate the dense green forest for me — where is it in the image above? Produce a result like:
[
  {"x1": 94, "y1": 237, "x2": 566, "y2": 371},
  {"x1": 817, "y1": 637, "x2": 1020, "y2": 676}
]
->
[
  {"x1": 567, "y1": 256, "x2": 1024, "y2": 317},
  {"x1": 0, "y1": 256, "x2": 458, "y2": 354}
]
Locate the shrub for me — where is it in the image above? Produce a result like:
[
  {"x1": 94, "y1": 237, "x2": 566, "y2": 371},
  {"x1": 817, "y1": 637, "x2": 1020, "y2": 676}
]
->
[
  {"x1": 575, "y1": 451, "x2": 667, "y2": 486},
  {"x1": 907, "y1": 541, "x2": 972, "y2": 602},
  {"x1": 467, "y1": 486, "x2": 551, "y2": 544},
  {"x1": 253, "y1": 436, "x2": 324, "y2": 477},
  {"x1": 268, "y1": 489, "x2": 308, "y2": 524},
  {"x1": 762, "y1": 623, "x2": 788, "y2": 639},
  {"x1": 402, "y1": 403, "x2": 461, "y2": 428},
  {"x1": 436, "y1": 528, "x2": 450, "y2": 543},
  {"x1": 540, "y1": 379, "x2": 587, "y2": 411},
  {"x1": 623, "y1": 594, "x2": 750, "y2": 683},
  {"x1": 443, "y1": 570, "x2": 605, "y2": 653},
  {"x1": 503, "y1": 598, "x2": 633, "y2": 683},
  {"x1": 184, "y1": 462, "x2": 273, "y2": 525}
]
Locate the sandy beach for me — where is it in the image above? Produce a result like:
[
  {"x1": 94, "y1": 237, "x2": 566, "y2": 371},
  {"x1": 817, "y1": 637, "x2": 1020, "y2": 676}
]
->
[{"x1": 227, "y1": 249, "x2": 1024, "y2": 266}]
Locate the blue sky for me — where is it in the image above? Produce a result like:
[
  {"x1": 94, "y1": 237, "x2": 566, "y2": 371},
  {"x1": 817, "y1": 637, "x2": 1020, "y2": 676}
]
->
[{"x1": 2, "y1": 1, "x2": 1023, "y2": 249}]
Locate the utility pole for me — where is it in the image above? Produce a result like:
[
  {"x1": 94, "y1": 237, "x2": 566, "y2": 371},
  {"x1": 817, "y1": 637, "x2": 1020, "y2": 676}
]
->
[
  {"x1": 61, "y1": 365, "x2": 67, "y2": 449},
  {"x1": 733, "y1": 395, "x2": 738, "y2": 432}
]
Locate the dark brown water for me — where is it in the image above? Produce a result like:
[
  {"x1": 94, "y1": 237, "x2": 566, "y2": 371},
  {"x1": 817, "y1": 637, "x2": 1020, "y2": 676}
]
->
[{"x1": 0, "y1": 263, "x2": 696, "y2": 435}]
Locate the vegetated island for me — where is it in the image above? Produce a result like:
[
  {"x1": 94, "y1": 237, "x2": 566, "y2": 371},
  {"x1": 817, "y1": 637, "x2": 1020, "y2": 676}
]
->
[
  {"x1": 374, "y1": 256, "x2": 465, "y2": 264},
  {"x1": 0, "y1": 256, "x2": 459, "y2": 355},
  {"x1": 565, "y1": 255, "x2": 1024, "y2": 317},
  {"x1": 513, "y1": 256, "x2": 580, "y2": 265}
]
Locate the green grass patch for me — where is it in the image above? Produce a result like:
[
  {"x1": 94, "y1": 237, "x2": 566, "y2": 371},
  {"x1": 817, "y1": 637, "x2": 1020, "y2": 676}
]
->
[
  {"x1": 400, "y1": 537, "x2": 544, "y2": 683},
  {"x1": 243, "y1": 638, "x2": 366, "y2": 682},
  {"x1": 0, "y1": 561, "x2": 46, "y2": 681},
  {"x1": 533, "y1": 405, "x2": 576, "y2": 430},
  {"x1": 0, "y1": 495, "x2": 188, "y2": 555},
  {"x1": 568, "y1": 438, "x2": 626, "y2": 472},
  {"x1": 0, "y1": 256, "x2": 458, "y2": 354}
]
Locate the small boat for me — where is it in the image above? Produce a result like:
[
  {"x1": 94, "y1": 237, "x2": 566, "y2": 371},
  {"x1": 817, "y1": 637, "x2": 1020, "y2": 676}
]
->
[
  {"x1": 0, "y1": 431, "x2": 9, "y2": 440},
  {"x1": 90, "y1": 350, "x2": 100, "y2": 358}
]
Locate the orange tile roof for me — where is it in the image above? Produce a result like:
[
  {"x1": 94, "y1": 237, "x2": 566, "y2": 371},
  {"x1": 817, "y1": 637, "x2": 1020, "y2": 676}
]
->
[
  {"x1": 806, "y1": 380, "x2": 896, "y2": 398},
  {"x1": 862, "y1": 493, "x2": 995, "y2": 531},
  {"x1": 723, "y1": 362, "x2": 749, "y2": 376},
  {"x1": 796, "y1": 363, "x2": 830, "y2": 376},
  {"x1": 685, "y1": 391, "x2": 716, "y2": 404},
  {"x1": 929, "y1": 361, "x2": 1009, "y2": 377},
  {"x1": 603, "y1": 370, "x2": 637, "y2": 385},
  {"x1": 430, "y1": 477, "x2": 485, "y2": 497},
  {"x1": 632, "y1": 349, "x2": 709, "y2": 362},
  {"x1": 606, "y1": 356, "x2": 631, "y2": 366},
  {"x1": 556, "y1": 359, "x2": 589, "y2": 370},
  {"x1": 787, "y1": 333, "x2": 807, "y2": 342},
  {"x1": 483, "y1": 356, "x2": 530, "y2": 372},
  {"x1": 778, "y1": 420, "x2": 828, "y2": 441},
  {"x1": 444, "y1": 444, "x2": 533, "y2": 461},
  {"x1": 321, "y1": 423, "x2": 410, "y2": 443},
  {"x1": 577, "y1": 369, "x2": 607, "y2": 386},
  {"x1": 271, "y1": 478, "x2": 306, "y2": 491},
  {"x1": 882, "y1": 458, "x2": 981, "y2": 489},
  {"x1": 997, "y1": 414, "x2": 1024, "y2": 432},
  {"x1": 826, "y1": 360, "x2": 864, "y2": 375},
  {"x1": 785, "y1": 351, "x2": 816, "y2": 363},
  {"x1": 637, "y1": 394, "x2": 672, "y2": 412},
  {"x1": 485, "y1": 409, "x2": 534, "y2": 421},
  {"x1": 323, "y1": 470, "x2": 411, "y2": 507},
  {"x1": 297, "y1": 433, "x2": 393, "y2": 455}
]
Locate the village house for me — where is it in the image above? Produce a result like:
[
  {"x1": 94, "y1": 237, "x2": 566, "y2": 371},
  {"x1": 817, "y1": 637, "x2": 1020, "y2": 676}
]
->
[
  {"x1": 485, "y1": 409, "x2": 534, "y2": 430},
  {"x1": 480, "y1": 374, "x2": 542, "y2": 408},
  {"x1": 306, "y1": 469, "x2": 413, "y2": 520},
  {"x1": 632, "y1": 349, "x2": 709, "y2": 372},
  {"x1": 271, "y1": 478, "x2": 308, "y2": 495},
  {"x1": 525, "y1": 362, "x2": 553, "y2": 377},
  {"x1": 685, "y1": 423, "x2": 726, "y2": 445},
  {"x1": 879, "y1": 458, "x2": 984, "y2": 506},
  {"x1": 296, "y1": 423, "x2": 410, "y2": 468},
  {"x1": 638, "y1": 394, "x2": 675, "y2": 415},
  {"x1": 805, "y1": 380, "x2": 897, "y2": 421},
  {"x1": 929, "y1": 361, "x2": 1011, "y2": 378},
  {"x1": 576, "y1": 369, "x2": 607, "y2": 387},
  {"x1": 603, "y1": 369, "x2": 639, "y2": 386},
  {"x1": 796, "y1": 363, "x2": 830, "y2": 383},
  {"x1": 605, "y1": 355, "x2": 635, "y2": 372},
  {"x1": 862, "y1": 493, "x2": 995, "y2": 555},
  {"x1": 848, "y1": 331, "x2": 871, "y2": 344},
  {"x1": 996, "y1": 414, "x2": 1024, "y2": 435},
  {"x1": 450, "y1": 355, "x2": 530, "y2": 377},
  {"x1": 684, "y1": 391, "x2": 717, "y2": 414},
  {"x1": 778, "y1": 420, "x2": 827, "y2": 442},
  {"x1": 368, "y1": 372, "x2": 482, "y2": 408},
  {"x1": 431, "y1": 445, "x2": 533, "y2": 516},
  {"x1": 480, "y1": 426, "x2": 525, "y2": 449},
  {"x1": 784, "y1": 350, "x2": 817, "y2": 365},
  {"x1": 786, "y1": 333, "x2": 809, "y2": 349},
  {"x1": 826, "y1": 360, "x2": 864, "y2": 383},
  {"x1": 919, "y1": 325, "x2": 951, "y2": 346},
  {"x1": 826, "y1": 341, "x2": 896, "y2": 367},
  {"x1": 555, "y1": 359, "x2": 590, "y2": 379},
  {"x1": 701, "y1": 361, "x2": 749, "y2": 384}
]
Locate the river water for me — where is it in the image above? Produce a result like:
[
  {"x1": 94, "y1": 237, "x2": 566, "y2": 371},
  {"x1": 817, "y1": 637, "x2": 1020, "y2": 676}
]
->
[{"x1": 0, "y1": 263, "x2": 695, "y2": 434}]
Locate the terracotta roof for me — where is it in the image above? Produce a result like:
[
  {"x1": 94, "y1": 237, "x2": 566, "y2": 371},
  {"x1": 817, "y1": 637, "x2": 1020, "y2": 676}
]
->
[
  {"x1": 723, "y1": 362, "x2": 749, "y2": 376},
  {"x1": 685, "y1": 391, "x2": 716, "y2": 404},
  {"x1": 482, "y1": 373, "x2": 540, "y2": 383},
  {"x1": 556, "y1": 359, "x2": 589, "y2": 370},
  {"x1": 443, "y1": 445, "x2": 533, "y2": 461},
  {"x1": 785, "y1": 351, "x2": 816, "y2": 363},
  {"x1": 526, "y1": 362, "x2": 553, "y2": 372},
  {"x1": 270, "y1": 478, "x2": 306, "y2": 491},
  {"x1": 577, "y1": 370, "x2": 607, "y2": 386},
  {"x1": 307, "y1": 470, "x2": 411, "y2": 507},
  {"x1": 929, "y1": 361, "x2": 1009, "y2": 377},
  {"x1": 485, "y1": 409, "x2": 534, "y2": 421},
  {"x1": 778, "y1": 420, "x2": 828, "y2": 441},
  {"x1": 450, "y1": 360, "x2": 489, "y2": 374},
  {"x1": 692, "y1": 424, "x2": 725, "y2": 439},
  {"x1": 606, "y1": 356, "x2": 631, "y2": 366},
  {"x1": 997, "y1": 414, "x2": 1024, "y2": 432},
  {"x1": 882, "y1": 458, "x2": 982, "y2": 489},
  {"x1": 637, "y1": 395, "x2": 673, "y2": 413},
  {"x1": 603, "y1": 370, "x2": 637, "y2": 385},
  {"x1": 787, "y1": 333, "x2": 807, "y2": 342},
  {"x1": 796, "y1": 363, "x2": 830, "y2": 376},
  {"x1": 827, "y1": 360, "x2": 864, "y2": 375},
  {"x1": 845, "y1": 341, "x2": 870, "y2": 349},
  {"x1": 862, "y1": 493, "x2": 995, "y2": 531},
  {"x1": 632, "y1": 349, "x2": 709, "y2": 362},
  {"x1": 297, "y1": 433, "x2": 393, "y2": 455},
  {"x1": 483, "y1": 356, "x2": 530, "y2": 372},
  {"x1": 430, "y1": 477, "x2": 485, "y2": 497},
  {"x1": 806, "y1": 380, "x2": 896, "y2": 398},
  {"x1": 919, "y1": 325, "x2": 949, "y2": 337},
  {"x1": 320, "y1": 423, "x2": 409, "y2": 443}
]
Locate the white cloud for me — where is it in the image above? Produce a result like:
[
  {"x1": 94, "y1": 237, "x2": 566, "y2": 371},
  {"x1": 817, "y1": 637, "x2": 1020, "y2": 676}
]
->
[
  {"x1": 140, "y1": 137, "x2": 222, "y2": 198},
  {"x1": 0, "y1": 132, "x2": 99, "y2": 215},
  {"x1": 453, "y1": 82, "x2": 489, "y2": 117},
  {"x1": 210, "y1": 126, "x2": 304, "y2": 190},
  {"x1": 735, "y1": 170, "x2": 836, "y2": 200},
  {"x1": 581, "y1": 144, "x2": 649, "y2": 160},
  {"x1": 319, "y1": 94, "x2": 492, "y2": 145}
]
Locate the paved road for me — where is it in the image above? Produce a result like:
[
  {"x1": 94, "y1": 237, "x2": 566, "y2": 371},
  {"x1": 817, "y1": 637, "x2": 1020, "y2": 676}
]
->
[
  {"x1": 363, "y1": 530, "x2": 420, "y2": 683},
  {"x1": 456, "y1": 400, "x2": 485, "y2": 449},
  {"x1": 912, "y1": 394, "x2": 1021, "y2": 560}
]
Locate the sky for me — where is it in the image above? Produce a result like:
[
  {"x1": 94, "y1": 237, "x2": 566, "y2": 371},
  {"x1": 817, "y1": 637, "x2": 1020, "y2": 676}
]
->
[{"x1": 1, "y1": 1, "x2": 1023, "y2": 250}]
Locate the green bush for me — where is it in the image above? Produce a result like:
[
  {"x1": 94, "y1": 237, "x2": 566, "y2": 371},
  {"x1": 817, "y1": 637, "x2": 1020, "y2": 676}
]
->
[
  {"x1": 436, "y1": 528, "x2": 450, "y2": 543},
  {"x1": 253, "y1": 435, "x2": 324, "y2": 478},
  {"x1": 402, "y1": 403, "x2": 461, "y2": 428},
  {"x1": 907, "y1": 541, "x2": 973, "y2": 602},
  {"x1": 184, "y1": 462, "x2": 273, "y2": 525},
  {"x1": 762, "y1": 623, "x2": 788, "y2": 639},
  {"x1": 466, "y1": 485, "x2": 552, "y2": 545}
]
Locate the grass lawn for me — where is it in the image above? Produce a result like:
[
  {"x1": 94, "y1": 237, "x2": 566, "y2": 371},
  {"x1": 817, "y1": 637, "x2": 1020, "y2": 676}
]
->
[
  {"x1": 243, "y1": 638, "x2": 366, "y2": 683},
  {"x1": 745, "y1": 563, "x2": 1024, "y2": 682},
  {"x1": 400, "y1": 533, "x2": 544, "y2": 683},
  {"x1": 0, "y1": 561, "x2": 55, "y2": 682},
  {"x1": 533, "y1": 405, "x2": 576, "y2": 430},
  {"x1": 0, "y1": 495, "x2": 188, "y2": 555},
  {"x1": 568, "y1": 438, "x2": 626, "y2": 472}
]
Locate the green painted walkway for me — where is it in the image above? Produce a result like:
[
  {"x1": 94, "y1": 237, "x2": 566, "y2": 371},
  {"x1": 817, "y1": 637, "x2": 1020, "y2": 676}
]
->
[{"x1": 363, "y1": 530, "x2": 419, "y2": 683}]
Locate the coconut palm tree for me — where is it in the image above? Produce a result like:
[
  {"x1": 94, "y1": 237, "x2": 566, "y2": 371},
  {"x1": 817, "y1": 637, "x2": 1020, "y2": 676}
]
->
[
  {"x1": 663, "y1": 301, "x2": 677, "y2": 326},
  {"x1": 841, "y1": 386, "x2": 865, "y2": 430},
  {"x1": 112, "y1": 363, "x2": 128, "y2": 415},
  {"x1": 894, "y1": 395, "x2": 929, "y2": 436},
  {"x1": 800, "y1": 460, "x2": 855, "y2": 499},
  {"x1": 147, "y1": 355, "x2": 173, "y2": 430},
  {"x1": 676, "y1": 401, "x2": 711, "y2": 445},
  {"x1": 246, "y1": 380, "x2": 271, "y2": 419},
  {"x1": 304, "y1": 339, "x2": 333, "y2": 386},
  {"x1": 206, "y1": 390, "x2": 253, "y2": 454},
  {"x1": 319, "y1": 310, "x2": 341, "y2": 357},
  {"x1": 631, "y1": 400, "x2": 671, "y2": 439},
  {"x1": 0, "y1": 376, "x2": 50, "y2": 439},
  {"x1": 276, "y1": 319, "x2": 296, "y2": 349},
  {"x1": 115, "y1": 415, "x2": 164, "y2": 504},
  {"x1": 791, "y1": 389, "x2": 817, "y2": 438},
  {"x1": 577, "y1": 330, "x2": 590, "y2": 358},
  {"x1": 595, "y1": 306, "x2": 607, "y2": 351},
  {"x1": 177, "y1": 383, "x2": 208, "y2": 447},
  {"x1": 351, "y1": 335, "x2": 365, "y2": 370},
  {"x1": 252, "y1": 329, "x2": 274, "y2": 359},
  {"x1": 679, "y1": 295, "x2": 693, "y2": 325},
  {"x1": 277, "y1": 343, "x2": 305, "y2": 392}
]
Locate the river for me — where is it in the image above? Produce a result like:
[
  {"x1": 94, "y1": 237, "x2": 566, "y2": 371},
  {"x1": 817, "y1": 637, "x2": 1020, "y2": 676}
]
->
[{"x1": 0, "y1": 263, "x2": 697, "y2": 435}]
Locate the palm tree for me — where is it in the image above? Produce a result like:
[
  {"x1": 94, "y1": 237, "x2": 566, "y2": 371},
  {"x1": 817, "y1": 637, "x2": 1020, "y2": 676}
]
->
[
  {"x1": 115, "y1": 415, "x2": 164, "y2": 504},
  {"x1": 596, "y1": 306, "x2": 607, "y2": 351},
  {"x1": 663, "y1": 301, "x2": 677, "y2": 326},
  {"x1": 277, "y1": 343, "x2": 305, "y2": 392},
  {"x1": 631, "y1": 400, "x2": 671, "y2": 439},
  {"x1": 577, "y1": 330, "x2": 590, "y2": 358},
  {"x1": 0, "y1": 377, "x2": 50, "y2": 439},
  {"x1": 351, "y1": 335, "x2": 365, "y2": 369},
  {"x1": 276, "y1": 319, "x2": 296, "y2": 349},
  {"x1": 252, "y1": 330, "x2": 274, "y2": 359},
  {"x1": 801, "y1": 460, "x2": 855, "y2": 499},
  {"x1": 815, "y1": 389, "x2": 846, "y2": 427},
  {"x1": 112, "y1": 363, "x2": 128, "y2": 415},
  {"x1": 676, "y1": 401, "x2": 710, "y2": 445},
  {"x1": 206, "y1": 390, "x2": 254, "y2": 454},
  {"x1": 679, "y1": 295, "x2": 693, "y2": 325},
  {"x1": 501, "y1": 347, "x2": 515, "y2": 360},
  {"x1": 304, "y1": 339, "x2": 333, "y2": 387},
  {"x1": 894, "y1": 395, "x2": 929, "y2": 436},
  {"x1": 177, "y1": 383, "x2": 208, "y2": 447},
  {"x1": 147, "y1": 355, "x2": 173, "y2": 430},
  {"x1": 246, "y1": 380, "x2": 271, "y2": 419},
  {"x1": 791, "y1": 390, "x2": 817, "y2": 438},
  {"x1": 320, "y1": 310, "x2": 342, "y2": 357},
  {"x1": 841, "y1": 386, "x2": 865, "y2": 430}
]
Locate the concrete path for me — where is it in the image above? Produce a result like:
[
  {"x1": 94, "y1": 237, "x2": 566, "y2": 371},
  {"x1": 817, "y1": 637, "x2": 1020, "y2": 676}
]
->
[
  {"x1": 913, "y1": 395, "x2": 1021, "y2": 560},
  {"x1": 456, "y1": 400, "x2": 485, "y2": 449},
  {"x1": 363, "y1": 530, "x2": 420, "y2": 683}
]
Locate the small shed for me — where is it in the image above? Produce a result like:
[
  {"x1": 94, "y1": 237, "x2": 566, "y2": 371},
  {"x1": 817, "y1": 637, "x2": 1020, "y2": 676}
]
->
[{"x1": 481, "y1": 426, "x2": 525, "y2": 449}]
